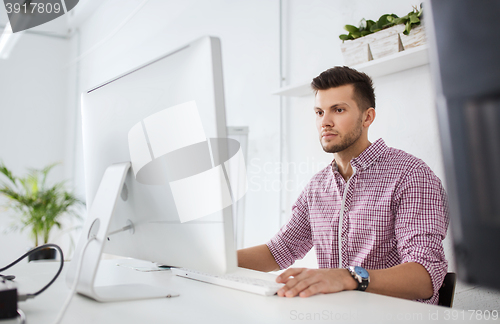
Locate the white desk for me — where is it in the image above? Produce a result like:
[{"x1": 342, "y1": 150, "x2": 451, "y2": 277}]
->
[{"x1": 4, "y1": 259, "x2": 479, "y2": 324}]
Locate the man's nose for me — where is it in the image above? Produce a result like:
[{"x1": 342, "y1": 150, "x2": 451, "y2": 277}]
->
[{"x1": 320, "y1": 113, "x2": 333, "y2": 128}]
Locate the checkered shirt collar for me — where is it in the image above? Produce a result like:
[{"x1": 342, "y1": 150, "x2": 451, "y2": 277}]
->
[{"x1": 331, "y1": 138, "x2": 388, "y2": 173}]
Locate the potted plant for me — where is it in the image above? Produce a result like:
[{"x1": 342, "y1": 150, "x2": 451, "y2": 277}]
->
[
  {"x1": 339, "y1": 4, "x2": 425, "y2": 66},
  {"x1": 0, "y1": 161, "x2": 84, "y2": 261}
]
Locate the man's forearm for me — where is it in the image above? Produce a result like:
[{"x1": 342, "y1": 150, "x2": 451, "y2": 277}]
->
[
  {"x1": 276, "y1": 261, "x2": 434, "y2": 299},
  {"x1": 237, "y1": 244, "x2": 280, "y2": 272},
  {"x1": 366, "y1": 262, "x2": 434, "y2": 300}
]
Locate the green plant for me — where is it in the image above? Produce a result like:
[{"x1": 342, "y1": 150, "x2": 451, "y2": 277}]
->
[
  {"x1": 0, "y1": 161, "x2": 84, "y2": 246},
  {"x1": 339, "y1": 4, "x2": 423, "y2": 42}
]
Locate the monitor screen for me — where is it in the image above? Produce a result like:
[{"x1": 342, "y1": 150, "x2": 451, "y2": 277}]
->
[{"x1": 67, "y1": 36, "x2": 243, "y2": 301}]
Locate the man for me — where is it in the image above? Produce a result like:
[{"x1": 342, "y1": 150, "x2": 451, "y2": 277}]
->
[{"x1": 238, "y1": 66, "x2": 449, "y2": 304}]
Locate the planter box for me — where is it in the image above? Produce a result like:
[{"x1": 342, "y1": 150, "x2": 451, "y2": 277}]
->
[
  {"x1": 340, "y1": 23, "x2": 426, "y2": 66},
  {"x1": 365, "y1": 24, "x2": 404, "y2": 60},
  {"x1": 340, "y1": 39, "x2": 372, "y2": 66},
  {"x1": 400, "y1": 24, "x2": 426, "y2": 50}
]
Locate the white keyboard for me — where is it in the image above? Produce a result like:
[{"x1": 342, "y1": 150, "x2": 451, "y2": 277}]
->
[{"x1": 171, "y1": 267, "x2": 284, "y2": 296}]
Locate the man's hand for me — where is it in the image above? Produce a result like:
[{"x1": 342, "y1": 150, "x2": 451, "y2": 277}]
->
[{"x1": 275, "y1": 268, "x2": 357, "y2": 298}]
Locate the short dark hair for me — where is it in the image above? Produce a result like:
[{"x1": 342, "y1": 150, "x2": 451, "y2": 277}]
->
[{"x1": 311, "y1": 66, "x2": 376, "y2": 111}]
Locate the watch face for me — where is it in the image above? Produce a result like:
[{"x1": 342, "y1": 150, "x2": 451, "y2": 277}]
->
[{"x1": 354, "y1": 266, "x2": 369, "y2": 279}]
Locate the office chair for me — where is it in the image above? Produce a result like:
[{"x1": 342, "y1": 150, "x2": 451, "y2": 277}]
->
[{"x1": 438, "y1": 272, "x2": 457, "y2": 307}]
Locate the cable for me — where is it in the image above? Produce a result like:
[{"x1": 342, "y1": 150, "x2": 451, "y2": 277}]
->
[
  {"x1": 0, "y1": 274, "x2": 15, "y2": 280},
  {"x1": 52, "y1": 236, "x2": 96, "y2": 324},
  {"x1": 0, "y1": 243, "x2": 64, "y2": 300},
  {"x1": 17, "y1": 309, "x2": 26, "y2": 324},
  {"x1": 5, "y1": 309, "x2": 28, "y2": 324}
]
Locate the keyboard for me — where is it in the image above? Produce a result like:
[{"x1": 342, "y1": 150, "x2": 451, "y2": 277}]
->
[{"x1": 171, "y1": 267, "x2": 284, "y2": 296}]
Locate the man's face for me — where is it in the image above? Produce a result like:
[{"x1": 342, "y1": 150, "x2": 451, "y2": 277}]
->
[{"x1": 314, "y1": 84, "x2": 364, "y2": 153}]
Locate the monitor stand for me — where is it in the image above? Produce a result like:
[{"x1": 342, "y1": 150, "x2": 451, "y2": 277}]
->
[{"x1": 66, "y1": 162, "x2": 178, "y2": 302}]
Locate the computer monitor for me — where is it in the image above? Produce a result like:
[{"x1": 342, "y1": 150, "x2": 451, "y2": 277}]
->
[
  {"x1": 427, "y1": 0, "x2": 500, "y2": 290},
  {"x1": 66, "y1": 36, "x2": 245, "y2": 302}
]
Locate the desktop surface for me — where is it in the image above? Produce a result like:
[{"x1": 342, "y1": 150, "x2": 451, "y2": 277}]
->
[{"x1": 8, "y1": 259, "x2": 478, "y2": 324}]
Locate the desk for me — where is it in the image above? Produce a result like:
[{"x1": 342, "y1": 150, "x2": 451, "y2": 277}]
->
[{"x1": 4, "y1": 259, "x2": 478, "y2": 324}]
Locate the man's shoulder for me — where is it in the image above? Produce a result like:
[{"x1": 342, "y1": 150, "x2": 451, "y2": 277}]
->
[{"x1": 380, "y1": 146, "x2": 434, "y2": 178}]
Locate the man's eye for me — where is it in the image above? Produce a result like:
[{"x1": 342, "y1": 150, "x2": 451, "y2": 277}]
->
[
  {"x1": 336, "y1": 109, "x2": 344, "y2": 113},
  {"x1": 316, "y1": 111, "x2": 323, "y2": 116}
]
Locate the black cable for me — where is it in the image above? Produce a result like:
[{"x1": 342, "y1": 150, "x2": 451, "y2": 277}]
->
[
  {"x1": 0, "y1": 243, "x2": 64, "y2": 298},
  {"x1": 0, "y1": 274, "x2": 15, "y2": 280}
]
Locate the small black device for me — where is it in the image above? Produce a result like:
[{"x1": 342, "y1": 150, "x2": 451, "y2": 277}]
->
[
  {"x1": 0, "y1": 244, "x2": 64, "y2": 322},
  {"x1": 0, "y1": 280, "x2": 17, "y2": 319}
]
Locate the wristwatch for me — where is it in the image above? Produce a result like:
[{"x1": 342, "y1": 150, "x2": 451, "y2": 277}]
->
[{"x1": 347, "y1": 266, "x2": 370, "y2": 291}]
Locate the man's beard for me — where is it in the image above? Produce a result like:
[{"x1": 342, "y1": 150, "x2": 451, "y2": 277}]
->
[{"x1": 320, "y1": 121, "x2": 363, "y2": 153}]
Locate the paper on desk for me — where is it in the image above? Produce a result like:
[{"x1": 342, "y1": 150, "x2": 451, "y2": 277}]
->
[{"x1": 116, "y1": 263, "x2": 171, "y2": 272}]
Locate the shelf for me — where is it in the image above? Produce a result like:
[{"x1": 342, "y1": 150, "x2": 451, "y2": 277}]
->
[
  {"x1": 271, "y1": 83, "x2": 314, "y2": 97},
  {"x1": 272, "y1": 45, "x2": 429, "y2": 97}
]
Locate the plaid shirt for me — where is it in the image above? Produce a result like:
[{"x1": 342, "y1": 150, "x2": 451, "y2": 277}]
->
[{"x1": 267, "y1": 138, "x2": 449, "y2": 304}]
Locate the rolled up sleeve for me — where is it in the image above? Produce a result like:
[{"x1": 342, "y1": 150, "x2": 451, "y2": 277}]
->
[
  {"x1": 394, "y1": 166, "x2": 450, "y2": 304},
  {"x1": 266, "y1": 185, "x2": 313, "y2": 270}
]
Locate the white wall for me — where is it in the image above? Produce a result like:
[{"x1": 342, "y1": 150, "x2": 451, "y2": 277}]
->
[
  {"x1": 71, "y1": 0, "x2": 282, "y2": 248},
  {"x1": 0, "y1": 24, "x2": 71, "y2": 264}
]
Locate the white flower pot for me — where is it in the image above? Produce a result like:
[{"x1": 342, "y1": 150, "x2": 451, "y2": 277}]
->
[{"x1": 340, "y1": 23, "x2": 426, "y2": 66}]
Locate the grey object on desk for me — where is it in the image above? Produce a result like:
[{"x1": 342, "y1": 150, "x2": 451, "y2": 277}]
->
[{"x1": 427, "y1": 0, "x2": 500, "y2": 290}]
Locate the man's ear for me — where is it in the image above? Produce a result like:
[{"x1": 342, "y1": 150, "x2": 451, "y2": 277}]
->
[{"x1": 363, "y1": 107, "x2": 376, "y2": 127}]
